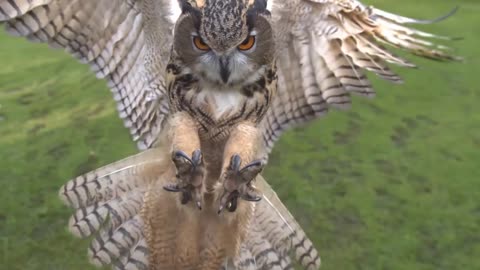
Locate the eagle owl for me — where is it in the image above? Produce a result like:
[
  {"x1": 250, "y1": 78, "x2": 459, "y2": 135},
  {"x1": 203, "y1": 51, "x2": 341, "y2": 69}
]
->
[{"x1": 0, "y1": 0, "x2": 459, "y2": 269}]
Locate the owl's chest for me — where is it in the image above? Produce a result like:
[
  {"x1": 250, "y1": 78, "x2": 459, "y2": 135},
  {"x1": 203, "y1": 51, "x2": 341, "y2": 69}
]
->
[
  {"x1": 192, "y1": 88, "x2": 247, "y2": 121},
  {"x1": 168, "y1": 73, "x2": 271, "y2": 141},
  {"x1": 185, "y1": 85, "x2": 266, "y2": 142}
]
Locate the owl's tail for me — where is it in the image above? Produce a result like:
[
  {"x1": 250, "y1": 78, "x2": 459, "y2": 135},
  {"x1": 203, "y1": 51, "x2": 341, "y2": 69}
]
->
[{"x1": 59, "y1": 147, "x2": 320, "y2": 270}]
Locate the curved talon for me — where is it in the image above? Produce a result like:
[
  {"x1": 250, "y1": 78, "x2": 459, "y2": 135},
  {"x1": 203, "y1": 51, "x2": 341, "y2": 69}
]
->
[
  {"x1": 181, "y1": 191, "x2": 191, "y2": 205},
  {"x1": 163, "y1": 183, "x2": 182, "y2": 193},
  {"x1": 240, "y1": 160, "x2": 263, "y2": 171},
  {"x1": 227, "y1": 197, "x2": 238, "y2": 212},
  {"x1": 218, "y1": 190, "x2": 239, "y2": 214},
  {"x1": 241, "y1": 185, "x2": 262, "y2": 202},
  {"x1": 196, "y1": 201, "x2": 202, "y2": 210},
  {"x1": 229, "y1": 154, "x2": 242, "y2": 171},
  {"x1": 191, "y1": 149, "x2": 202, "y2": 167},
  {"x1": 241, "y1": 193, "x2": 262, "y2": 202},
  {"x1": 172, "y1": 150, "x2": 193, "y2": 165}
]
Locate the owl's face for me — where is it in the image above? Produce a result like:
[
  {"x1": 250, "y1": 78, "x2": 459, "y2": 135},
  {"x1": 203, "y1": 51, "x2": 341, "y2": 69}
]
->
[{"x1": 172, "y1": 0, "x2": 274, "y2": 87}]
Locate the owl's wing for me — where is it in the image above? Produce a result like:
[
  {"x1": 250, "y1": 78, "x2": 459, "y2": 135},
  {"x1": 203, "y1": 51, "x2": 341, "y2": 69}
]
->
[
  {"x1": 234, "y1": 176, "x2": 321, "y2": 270},
  {"x1": 0, "y1": 0, "x2": 180, "y2": 149},
  {"x1": 58, "y1": 147, "x2": 168, "y2": 269},
  {"x1": 261, "y1": 0, "x2": 461, "y2": 153}
]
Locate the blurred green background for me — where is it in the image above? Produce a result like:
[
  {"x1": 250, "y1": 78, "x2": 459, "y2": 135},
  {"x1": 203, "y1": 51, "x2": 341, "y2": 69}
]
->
[{"x1": 0, "y1": 0, "x2": 479, "y2": 269}]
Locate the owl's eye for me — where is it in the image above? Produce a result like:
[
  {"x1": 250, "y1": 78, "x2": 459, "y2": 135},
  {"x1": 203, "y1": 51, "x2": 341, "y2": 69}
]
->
[
  {"x1": 238, "y1": 36, "x2": 256, "y2": 51},
  {"x1": 193, "y1": 36, "x2": 210, "y2": 51}
]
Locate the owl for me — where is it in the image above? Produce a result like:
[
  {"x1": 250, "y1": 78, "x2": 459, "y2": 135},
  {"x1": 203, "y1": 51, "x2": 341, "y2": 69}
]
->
[{"x1": 0, "y1": 0, "x2": 459, "y2": 269}]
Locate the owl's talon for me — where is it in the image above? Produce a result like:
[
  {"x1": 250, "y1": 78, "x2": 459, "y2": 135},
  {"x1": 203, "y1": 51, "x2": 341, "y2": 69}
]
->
[
  {"x1": 164, "y1": 149, "x2": 205, "y2": 210},
  {"x1": 180, "y1": 191, "x2": 192, "y2": 205},
  {"x1": 217, "y1": 155, "x2": 264, "y2": 214},
  {"x1": 241, "y1": 189, "x2": 262, "y2": 202},
  {"x1": 163, "y1": 183, "x2": 181, "y2": 192}
]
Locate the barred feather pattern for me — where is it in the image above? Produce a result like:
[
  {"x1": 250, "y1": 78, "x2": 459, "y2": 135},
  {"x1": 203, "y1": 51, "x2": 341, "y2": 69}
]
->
[
  {"x1": 229, "y1": 177, "x2": 320, "y2": 270},
  {"x1": 57, "y1": 143, "x2": 320, "y2": 270},
  {"x1": 58, "y1": 148, "x2": 166, "y2": 269},
  {"x1": 261, "y1": 0, "x2": 460, "y2": 153},
  {"x1": 0, "y1": 0, "x2": 174, "y2": 149},
  {"x1": 254, "y1": 178, "x2": 321, "y2": 270}
]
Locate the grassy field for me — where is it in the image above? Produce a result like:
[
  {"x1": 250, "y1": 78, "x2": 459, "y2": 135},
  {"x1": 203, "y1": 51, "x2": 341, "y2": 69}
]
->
[{"x1": 0, "y1": 0, "x2": 479, "y2": 269}]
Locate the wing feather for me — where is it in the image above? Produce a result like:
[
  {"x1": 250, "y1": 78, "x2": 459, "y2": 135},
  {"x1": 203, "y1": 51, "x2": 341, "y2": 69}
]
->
[
  {"x1": 58, "y1": 146, "x2": 169, "y2": 270},
  {"x1": 253, "y1": 177, "x2": 321, "y2": 270},
  {"x1": 262, "y1": 0, "x2": 460, "y2": 153},
  {"x1": 0, "y1": 0, "x2": 177, "y2": 149}
]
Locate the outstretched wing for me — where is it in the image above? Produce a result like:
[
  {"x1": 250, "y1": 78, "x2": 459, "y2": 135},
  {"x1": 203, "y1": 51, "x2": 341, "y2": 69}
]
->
[
  {"x1": 261, "y1": 0, "x2": 461, "y2": 153},
  {"x1": 0, "y1": 0, "x2": 179, "y2": 149},
  {"x1": 59, "y1": 147, "x2": 167, "y2": 269}
]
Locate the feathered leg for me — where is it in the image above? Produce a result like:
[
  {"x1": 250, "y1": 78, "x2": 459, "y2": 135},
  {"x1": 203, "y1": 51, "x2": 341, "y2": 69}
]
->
[
  {"x1": 217, "y1": 122, "x2": 264, "y2": 213},
  {"x1": 163, "y1": 112, "x2": 206, "y2": 210}
]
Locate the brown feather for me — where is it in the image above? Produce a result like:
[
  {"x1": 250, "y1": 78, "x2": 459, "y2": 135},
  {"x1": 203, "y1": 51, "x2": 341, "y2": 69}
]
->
[{"x1": 261, "y1": 0, "x2": 460, "y2": 153}]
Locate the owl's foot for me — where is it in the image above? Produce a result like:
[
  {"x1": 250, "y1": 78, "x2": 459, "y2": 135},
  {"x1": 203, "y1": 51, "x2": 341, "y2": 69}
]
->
[
  {"x1": 217, "y1": 154, "x2": 264, "y2": 214},
  {"x1": 164, "y1": 149, "x2": 205, "y2": 210}
]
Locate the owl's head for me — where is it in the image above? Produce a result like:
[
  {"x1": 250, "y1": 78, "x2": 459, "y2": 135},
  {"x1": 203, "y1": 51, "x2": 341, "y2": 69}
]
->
[{"x1": 173, "y1": 0, "x2": 274, "y2": 86}]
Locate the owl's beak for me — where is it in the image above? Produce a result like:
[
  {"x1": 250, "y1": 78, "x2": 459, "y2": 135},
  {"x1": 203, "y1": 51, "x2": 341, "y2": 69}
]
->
[{"x1": 219, "y1": 57, "x2": 230, "y2": 83}]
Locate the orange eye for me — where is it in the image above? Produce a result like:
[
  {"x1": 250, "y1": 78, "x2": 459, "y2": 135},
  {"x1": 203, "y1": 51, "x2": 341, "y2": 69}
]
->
[
  {"x1": 193, "y1": 36, "x2": 210, "y2": 51},
  {"x1": 238, "y1": 36, "x2": 256, "y2": 51}
]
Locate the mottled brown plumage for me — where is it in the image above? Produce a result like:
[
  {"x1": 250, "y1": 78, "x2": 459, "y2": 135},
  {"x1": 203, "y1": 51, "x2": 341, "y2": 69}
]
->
[{"x1": 0, "y1": 0, "x2": 460, "y2": 269}]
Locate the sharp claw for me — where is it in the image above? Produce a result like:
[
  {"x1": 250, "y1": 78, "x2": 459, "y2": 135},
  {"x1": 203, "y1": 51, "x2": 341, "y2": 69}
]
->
[
  {"x1": 163, "y1": 184, "x2": 181, "y2": 192},
  {"x1": 240, "y1": 160, "x2": 263, "y2": 172},
  {"x1": 218, "y1": 191, "x2": 237, "y2": 214},
  {"x1": 239, "y1": 161, "x2": 264, "y2": 182},
  {"x1": 227, "y1": 197, "x2": 238, "y2": 212},
  {"x1": 196, "y1": 201, "x2": 202, "y2": 210},
  {"x1": 191, "y1": 149, "x2": 203, "y2": 166},
  {"x1": 172, "y1": 150, "x2": 193, "y2": 164},
  {"x1": 181, "y1": 191, "x2": 191, "y2": 205},
  {"x1": 218, "y1": 195, "x2": 228, "y2": 214},
  {"x1": 193, "y1": 187, "x2": 203, "y2": 210},
  {"x1": 241, "y1": 193, "x2": 262, "y2": 202},
  {"x1": 230, "y1": 154, "x2": 242, "y2": 171}
]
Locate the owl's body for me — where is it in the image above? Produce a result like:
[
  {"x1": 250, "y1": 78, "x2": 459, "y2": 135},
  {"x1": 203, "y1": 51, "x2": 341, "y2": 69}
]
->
[
  {"x1": 149, "y1": 12, "x2": 278, "y2": 263},
  {"x1": 0, "y1": 0, "x2": 460, "y2": 269},
  {"x1": 139, "y1": 137, "x2": 255, "y2": 270},
  {"x1": 163, "y1": 1, "x2": 278, "y2": 216}
]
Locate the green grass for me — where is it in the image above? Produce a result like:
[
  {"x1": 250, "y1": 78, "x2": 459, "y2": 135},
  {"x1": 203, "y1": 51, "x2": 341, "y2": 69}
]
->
[{"x1": 0, "y1": 0, "x2": 479, "y2": 269}]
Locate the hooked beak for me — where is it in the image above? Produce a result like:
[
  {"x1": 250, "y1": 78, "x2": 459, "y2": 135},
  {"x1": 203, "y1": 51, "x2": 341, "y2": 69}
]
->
[{"x1": 219, "y1": 57, "x2": 230, "y2": 83}]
